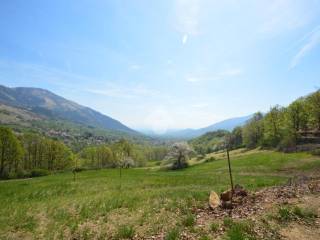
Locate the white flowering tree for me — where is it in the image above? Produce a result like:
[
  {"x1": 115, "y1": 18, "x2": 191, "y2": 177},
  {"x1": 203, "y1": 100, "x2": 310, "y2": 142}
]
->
[{"x1": 165, "y1": 142, "x2": 193, "y2": 170}]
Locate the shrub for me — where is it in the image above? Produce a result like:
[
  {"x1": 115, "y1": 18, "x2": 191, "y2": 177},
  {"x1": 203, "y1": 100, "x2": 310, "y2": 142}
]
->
[
  {"x1": 116, "y1": 225, "x2": 135, "y2": 239},
  {"x1": 73, "y1": 167, "x2": 86, "y2": 172},
  {"x1": 311, "y1": 148, "x2": 320, "y2": 156},
  {"x1": 205, "y1": 157, "x2": 216, "y2": 163},
  {"x1": 30, "y1": 169, "x2": 50, "y2": 178},
  {"x1": 16, "y1": 169, "x2": 31, "y2": 178}
]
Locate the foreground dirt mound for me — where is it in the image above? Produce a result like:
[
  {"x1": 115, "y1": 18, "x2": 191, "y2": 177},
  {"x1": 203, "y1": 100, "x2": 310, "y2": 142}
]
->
[
  {"x1": 197, "y1": 176, "x2": 320, "y2": 221},
  {"x1": 145, "y1": 176, "x2": 320, "y2": 240}
]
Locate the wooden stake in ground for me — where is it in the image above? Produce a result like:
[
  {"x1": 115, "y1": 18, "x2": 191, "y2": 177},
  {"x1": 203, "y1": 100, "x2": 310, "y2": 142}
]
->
[{"x1": 226, "y1": 148, "x2": 234, "y2": 192}]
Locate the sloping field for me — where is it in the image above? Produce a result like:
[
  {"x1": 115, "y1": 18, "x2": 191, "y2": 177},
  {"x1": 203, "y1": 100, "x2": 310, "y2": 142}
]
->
[{"x1": 1, "y1": 150, "x2": 319, "y2": 239}]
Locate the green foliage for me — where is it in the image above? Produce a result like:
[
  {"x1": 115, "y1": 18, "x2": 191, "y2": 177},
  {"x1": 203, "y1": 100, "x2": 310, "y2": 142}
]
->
[
  {"x1": 190, "y1": 130, "x2": 228, "y2": 154},
  {"x1": 276, "y1": 206, "x2": 318, "y2": 222},
  {"x1": 240, "y1": 90, "x2": 320, "y2": 150},
  {"x1": 165, "y1": 228, "x2": 180, "y2": 240},
  {"x1": 310, "y1": 148, "x2": 320, "y2": 156},
  {"x1": 30, "y1": 169, "x2": 50, "y2": 177},
  {"x1": 205, "y1": 156, "x2": 216, "y2": 163},
  {"x1": 306, "y1": 90, "x2": 320, "y2": 130},
  {"x1": 116, "y1": 225, "x2": 135, "y2": 239},
  {"x1": 182, "y1": 213, "x2": 195, "y2": 227},
  {"x1": 223, "y1": 217, "x2": 234, "y2": 228},
  {"x1": 262, "y1": 105, "x2": 285, "y2": 147},
  {"x1": 224, "y1": 220, "x2": 256, "y2": 240},
  {"x1": 166, "y1": 142, "x2": 192, "y2": 170},
  {"x1": 277, "y1": 207, "x2": 292, "y2": 221},
  {"x1": 242, "y1": 112, "x2": 264, "y2": 149},
  {"x1": 0, "y1": 126, "x2": 24, "y2": 178},
  {"x1": 210, "y1": 222, "x2": 219, "y2": 232}
]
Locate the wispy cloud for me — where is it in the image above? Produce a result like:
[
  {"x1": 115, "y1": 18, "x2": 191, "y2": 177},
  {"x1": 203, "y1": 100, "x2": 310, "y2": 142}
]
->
[
  {"x1": 129, "y1": 64, "x2": 142, "y2": 70},
  {"x1": 219, "y1": 68, "x2": 244, "y2": 77},
  {"x1": 186, "y1": 76, "x2": 200, "y2": 83},
  {"x1": 0, "y1": 60, "x2": 92, "y2": 89},
  {"x1": 191, "y1": 103, "x2": 208, "y2": 108},
  {"x1": 175, "y1": 0, "x2": 202, "y2": 44},
  {"x1": 290, "y1": 26, "x2": 320, "y2": 69},
  {"x1": 88, "y1": 84, "x2": 159, "y2": 99},
  {"x1": 259, "y1": 0, "x2": 312, "y2": 35},
  {"x1": 186, "y1": 67, "x2": 244, "y2": 83}
]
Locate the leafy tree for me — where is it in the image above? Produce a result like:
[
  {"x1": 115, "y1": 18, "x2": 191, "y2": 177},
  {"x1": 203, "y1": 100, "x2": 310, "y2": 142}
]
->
[
  {"x1": 0, "y1": 127, "x2": 24, "y2": 178},
  {"x1": 263, "y1": 105, "x2": 285, "y2": 147},
  {"x1": 228, "y1": 126, "x2": 243, "y2": 149},
  {"x1": 242, "y1": 112, "x2": 264, "y2": 148},
  {"x1": 306, "y1": 90, "x2": 320, "y2": 130},
  {"x1": 285, "y1": 99, "x2": 308, "y2": 143}
]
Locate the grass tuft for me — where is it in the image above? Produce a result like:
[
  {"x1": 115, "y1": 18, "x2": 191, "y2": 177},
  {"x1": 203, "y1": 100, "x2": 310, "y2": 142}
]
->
[
  {"x1": 165, "y1": 227, "x2": 180, "y2": 240},
  {"x1": 116, "y1": 225, "x2": 135, "y2": 239},
  {"x1": 210, "y1": 222, "x2": 219, "y2": 232},
  {"x1": 225, "y1": 220, "x2": 256, "y2": 240},
  {"x1": 182, "y1": 213, "x2": 195, "y2": 227}
]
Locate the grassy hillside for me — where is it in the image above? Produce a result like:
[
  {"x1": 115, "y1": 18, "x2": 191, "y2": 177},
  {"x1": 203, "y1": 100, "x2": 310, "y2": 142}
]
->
[{"x1": 1, "y1": 150, "x2": 319, "y2": 239}]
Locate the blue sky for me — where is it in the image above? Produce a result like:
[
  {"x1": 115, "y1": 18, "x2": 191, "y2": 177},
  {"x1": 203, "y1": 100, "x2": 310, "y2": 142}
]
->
[{"x1": 1, "y1": 0, "x2": 320, "y2": 132}]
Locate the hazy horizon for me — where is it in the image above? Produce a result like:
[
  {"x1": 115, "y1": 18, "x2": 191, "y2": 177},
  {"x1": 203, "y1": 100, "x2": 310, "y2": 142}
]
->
[{"x1": 1, "y1": 1, "x2": 320, "y2": 132}]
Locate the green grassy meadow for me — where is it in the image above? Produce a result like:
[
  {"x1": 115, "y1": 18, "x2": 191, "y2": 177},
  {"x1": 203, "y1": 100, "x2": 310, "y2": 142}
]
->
[{"x1": 1, "y1": 150, "x2": 319, "y2": 239}]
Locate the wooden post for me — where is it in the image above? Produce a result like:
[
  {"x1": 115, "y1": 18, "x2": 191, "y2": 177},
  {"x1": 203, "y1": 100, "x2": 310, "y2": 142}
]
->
[
  {"x1": 119, "y1": 164, "x2": 122, "y2": 191},
  {"x1": 226, "y1": 148, "x2": 234, "y2": 192}
]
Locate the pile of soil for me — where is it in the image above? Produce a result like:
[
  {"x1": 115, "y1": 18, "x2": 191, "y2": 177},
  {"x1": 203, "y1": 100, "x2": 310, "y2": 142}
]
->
[{"x1": 197, "y1": 175, "x2": 320, "y2": 222}]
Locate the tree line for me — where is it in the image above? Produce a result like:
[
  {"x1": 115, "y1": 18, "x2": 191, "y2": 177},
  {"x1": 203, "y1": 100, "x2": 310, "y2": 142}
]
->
[
  {"x1": 228, "y1": 90, "x2": 320, "y2": 151},
  {"x1": 0, "y1": 128, "x2": 168, "y2": 179}
]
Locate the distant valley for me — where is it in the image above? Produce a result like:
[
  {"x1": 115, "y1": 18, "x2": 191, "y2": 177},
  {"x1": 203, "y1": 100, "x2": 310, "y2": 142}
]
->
[{"x1": 140, "y1": 114, "x2": 252, "y2": 139}]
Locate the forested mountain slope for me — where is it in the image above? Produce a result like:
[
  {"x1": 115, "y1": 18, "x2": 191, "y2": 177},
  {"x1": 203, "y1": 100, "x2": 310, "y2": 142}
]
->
[{"x1": 0, "y1": 85, "x2": 135, "y2": 134}]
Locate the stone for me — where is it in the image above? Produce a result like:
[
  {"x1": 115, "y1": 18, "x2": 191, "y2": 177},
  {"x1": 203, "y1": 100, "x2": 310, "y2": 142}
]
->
[
  {"x1": 209, "y1": 191, "x2": 221, "y2": 209},
  {"x1": 220, "y1": 189, "x2": 233, "y2": 201}
]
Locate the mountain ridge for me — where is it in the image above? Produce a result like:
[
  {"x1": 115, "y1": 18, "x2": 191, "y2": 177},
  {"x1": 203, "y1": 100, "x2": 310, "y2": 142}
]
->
[
  {"x1": 0, "y1": 85, "x2": 136, "y2": 134},
  {"x1": 141, "y1": 114, "x2": 253, "y2": 139}
]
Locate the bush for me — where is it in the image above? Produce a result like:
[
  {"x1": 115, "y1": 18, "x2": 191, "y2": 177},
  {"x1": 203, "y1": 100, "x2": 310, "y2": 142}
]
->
[
  {"x1": 277, "y1": 134, "x2": 296, "y2": 152},
  {"x1": 205, "y1": 157, "x2": 216, "y2": 163},
  {"x1": 171, "y1": 161, "x2": 189, "y2": 170},
  {"x1": 311, "y1": 148, "x2": 320, "y2": 156},
  {"x1": 16, "y1": 169, "x2": 31, "y2": 178},
  {"x1": 73, "y1": 167, "x2": 87, "y2": 172},
  {"x1": 30, "y1": 169, "x2": 50, "y2": 178}
]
